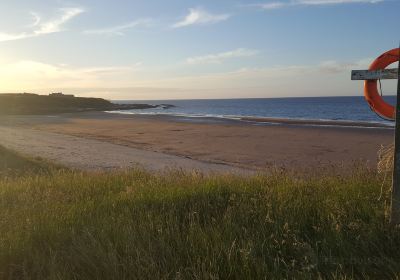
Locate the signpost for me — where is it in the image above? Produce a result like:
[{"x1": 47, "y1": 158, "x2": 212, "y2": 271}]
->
[
  {"x1": 351, "y1": 49, "x2": 400, "y2": 225},
  {"x1": 351, "y1": 68, "x2": 398, "y2": 80}
]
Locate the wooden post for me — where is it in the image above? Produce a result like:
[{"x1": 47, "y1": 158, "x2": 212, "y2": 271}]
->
[{"x1": 391, "y1": 50, "x2": 400, "y2": 225}]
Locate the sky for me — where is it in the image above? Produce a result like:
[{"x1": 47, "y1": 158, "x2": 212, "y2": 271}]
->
[{"x1": 0, "y1": 0, "x2": 398, "y2": 100}]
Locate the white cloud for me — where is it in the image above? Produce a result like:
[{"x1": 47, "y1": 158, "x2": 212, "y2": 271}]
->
[
  {"x1": 255, "y1": 2, "x2": 288, "y2": 9},
  {"x1": 36, "y1": 59, "x2": 366, "y2": 99},
  {"x1": 83, "y1": 19, "x2": 153, "y2": 36},
  {"x1": 297, "y1": 0, "x2": 383, "y2": 4},
  {"x1": 0, "y1": 33, "x2": 30, "y2": 42},
  {"x1": 129, "y1": 58, "x2": 379, "y2": 99},
  {"x1": 35, "y1": 8, "x2": 84, "y2": 35},
  {"x1": 0, "y1": 60, "x2": 140, "y2": 90},
  {"x1": 0, "y1": 56, "x2": 381, "y2": 99},
  {"x1": 317, "y1": 57, "x2": 373, "y2": 73},
  {"x1": 172, "y1": 8, "x2": 230, "y2": 28},
  {"x1": 29, "y1": 12, "x2": 41, "y2": 27},
  {"x1": 186, "y1": 48, "x2": 259, "y2": 65},
  {"x1": 250, "y1": 0, "x2": 383, "y2": 10},
  {"x1": 0, "y1": 7, "x2": 84, "y2": 42}
]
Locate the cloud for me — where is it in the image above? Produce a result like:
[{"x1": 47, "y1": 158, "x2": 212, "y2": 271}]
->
[
  {"x1": 0, "y1": 57, "x2": 382, "y2": 99},
  {"x1": 35, "y1": 8, "x2": 84, "y2": 35},
  {"x1": 29, "y1": 12, "x2": 41, "y2": 27},
  {"x1": 296, "y1": 0, "x2": 383, "y2": 4},
  {"x1": 83, "y1": 19, "x2": 153, "y2": 36},
  {"x1": 0, "y1": 7, "x2": 84, "y2": 42},
  {"x1": 130, "y1": 57, "x2": 379, "y2": 98},
  {"x1": 0, "y1": 33, "x2": 30, "y2": 42},
  {"x1": 186, "y1": 48, "x2": 259, "y2": 65},
  {"x1": 318, "y1": 58, "x2": 372, "y2": 73},
  {"x1": 249, "y1": 0, "x2": 383, "y2": 10},
  {"x1": 172, "y1": 8, "x2": 230, "y2": 28},
  {"x1": 253, "y1": 2, "x2": 288, "y2": 9},
  {"x1": 0, "y1": 60, "x2": 140, "y2": 90}
]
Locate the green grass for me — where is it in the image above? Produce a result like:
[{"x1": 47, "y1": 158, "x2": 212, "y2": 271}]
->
[
  {"x1": 1, "y1": 162, "x2": 399, "y2": 279},
  {"x1": 0, "y1": 145, "x2": 55, "y2": 176}
]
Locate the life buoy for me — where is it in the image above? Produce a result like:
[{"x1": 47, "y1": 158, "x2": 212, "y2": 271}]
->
[{"x1": 364, "y1": 48, "x2": 399, "y2": 120}]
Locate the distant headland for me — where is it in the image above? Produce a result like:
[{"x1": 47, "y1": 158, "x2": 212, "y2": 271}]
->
[{"x1": 0, "y1": 92, "x2": 173, "y2": 115}]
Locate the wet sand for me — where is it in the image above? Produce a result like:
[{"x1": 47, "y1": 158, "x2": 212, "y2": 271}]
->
[{"x1": 0, "y1": 112, "x2": 393, "y2": 171}]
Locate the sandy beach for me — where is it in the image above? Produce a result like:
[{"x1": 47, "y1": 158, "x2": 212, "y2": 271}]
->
[
  {"x1": 0, "y1": 126, "x2": 249, "y2": 173},
  {"x1": 0, "y1": 112, "x2": 393, "y2": 172}
]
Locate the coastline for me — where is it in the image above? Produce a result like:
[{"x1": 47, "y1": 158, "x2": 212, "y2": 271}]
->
[
  {"x1": 110, "y1": 96, "x2": 395, "y2": 129},
  {"x1": 239, "y1": 116, "x2": 393, "y2": 128},
  {"x1": 108, "y1": 110, "x2": 394, "y2": 129},
  {"x1": 0, "y1": 111, "x2": 393, "y2": 171}
]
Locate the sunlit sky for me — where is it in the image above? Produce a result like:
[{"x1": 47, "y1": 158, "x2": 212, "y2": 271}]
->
[{"x1": 0, "y1": 0, "x2": 398, "y2": 100}]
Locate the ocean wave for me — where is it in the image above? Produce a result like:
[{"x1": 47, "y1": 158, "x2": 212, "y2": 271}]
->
[{"x1": 106, "y1": 110, "x2": 394, "y2": 128}]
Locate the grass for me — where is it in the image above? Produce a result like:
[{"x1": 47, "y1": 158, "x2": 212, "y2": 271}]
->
[
  {"x1": 0, "y1": 147, "x2": 399, "y2": 279},
  {"x1": 0, "y1": 145, "x2": 55, "y2": 176}
]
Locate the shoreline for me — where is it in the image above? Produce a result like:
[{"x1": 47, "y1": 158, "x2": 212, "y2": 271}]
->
[
  {"x1": 107, "y1": 111, "x2": 394, "y2": 129},
  {"x1": 0, "y1": 111, "x2": 393, "y2": 171}
]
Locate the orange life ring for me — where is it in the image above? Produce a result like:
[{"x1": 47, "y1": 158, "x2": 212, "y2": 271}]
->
[{"x1": 364, "y1": 48, "x2": 399, "y2": 120}]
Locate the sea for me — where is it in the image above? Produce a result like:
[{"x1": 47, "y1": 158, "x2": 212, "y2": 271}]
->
[{"x1": 112, "y1": 96, "x2": 396, "y2": 127}]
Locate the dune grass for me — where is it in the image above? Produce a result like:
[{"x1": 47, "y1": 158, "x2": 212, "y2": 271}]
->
[
  {"x1": 0, "y1": 161, "x2": 399, "y2": 279},
  {"x1": 0, "y1": 145, "x2": 55, "y2": 177}
]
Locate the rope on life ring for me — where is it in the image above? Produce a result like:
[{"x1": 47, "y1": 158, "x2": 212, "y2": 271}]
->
[{"x1": 364, "y1": 48, "x2": 399, "y2": 121}]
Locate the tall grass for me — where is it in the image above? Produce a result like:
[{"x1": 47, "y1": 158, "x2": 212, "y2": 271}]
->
[
  {"x1": 0, "y1": 146, "x2": 55, "y2": 177},
  {"x1": 0, "y1": 166, "x2": 399, "y2": 279}
]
